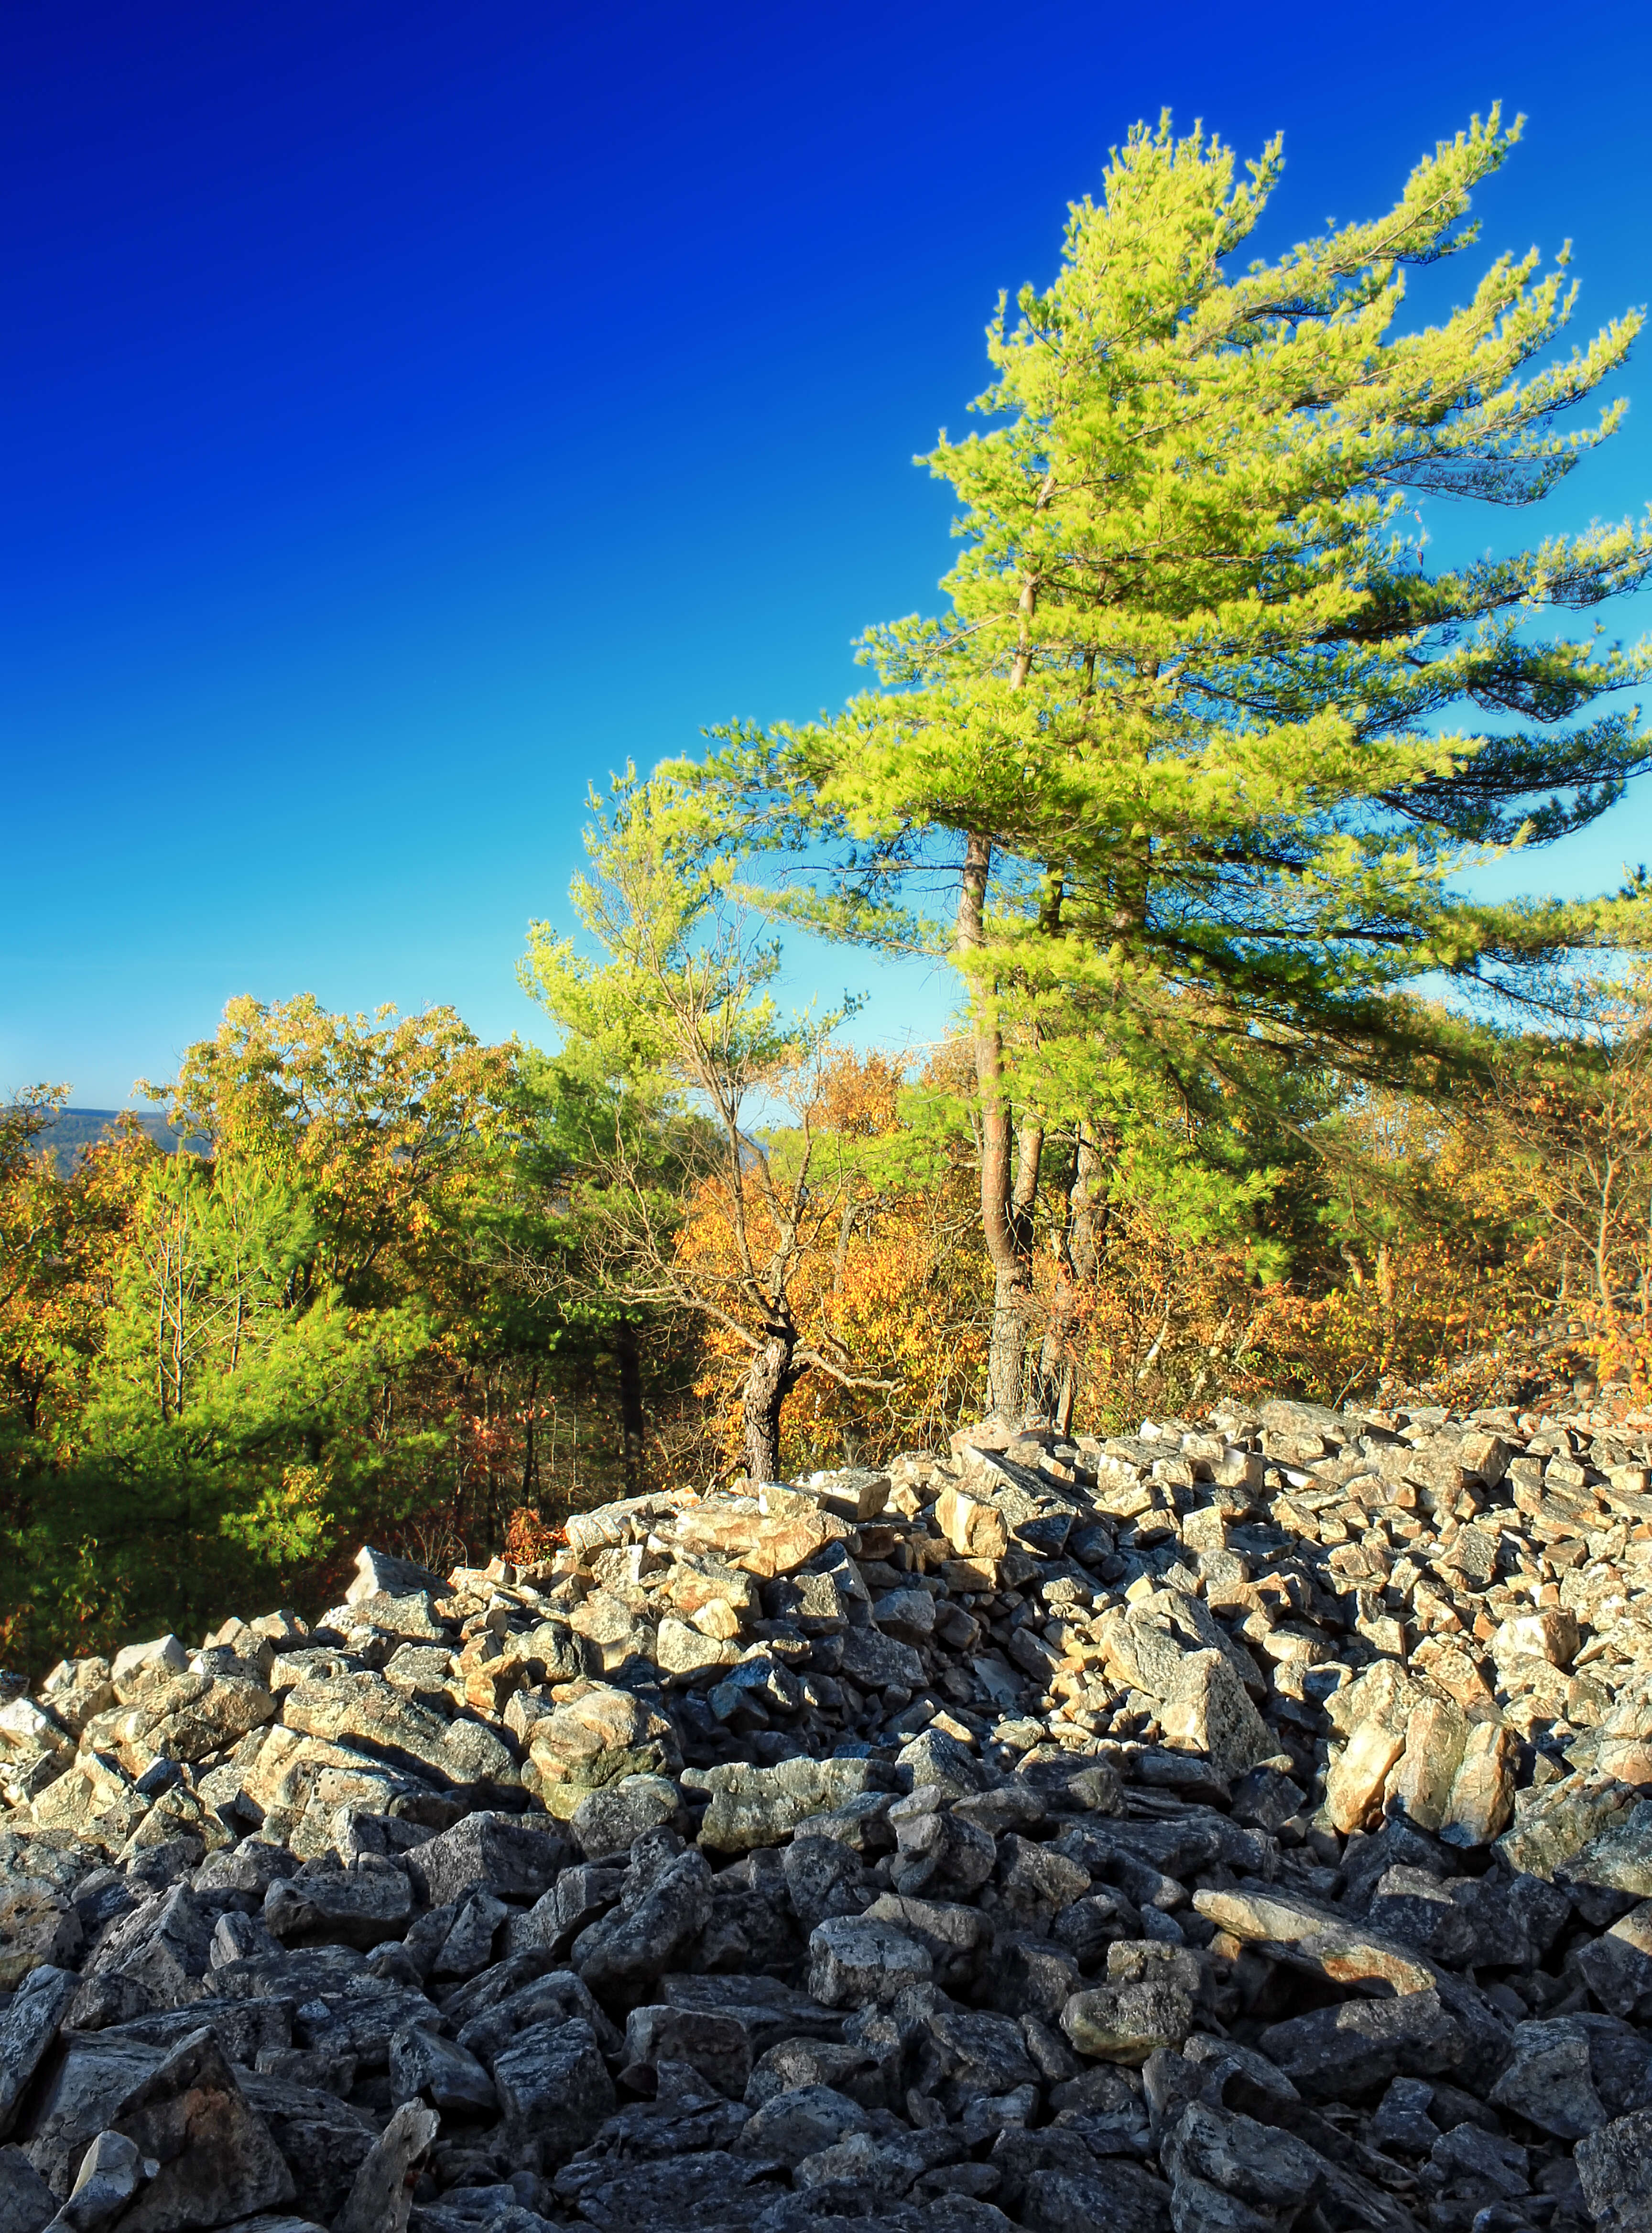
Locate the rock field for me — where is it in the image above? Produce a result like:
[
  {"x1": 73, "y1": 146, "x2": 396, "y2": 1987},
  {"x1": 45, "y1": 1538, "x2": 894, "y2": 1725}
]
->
[{"x1": 10, "y1": 1396, "x2": 1652, "y2": 2233}]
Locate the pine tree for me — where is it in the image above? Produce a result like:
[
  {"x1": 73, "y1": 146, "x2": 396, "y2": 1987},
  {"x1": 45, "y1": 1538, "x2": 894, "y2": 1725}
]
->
[{"x1": 690, "y1": 110, "x2": 1652, "y2": 1416}]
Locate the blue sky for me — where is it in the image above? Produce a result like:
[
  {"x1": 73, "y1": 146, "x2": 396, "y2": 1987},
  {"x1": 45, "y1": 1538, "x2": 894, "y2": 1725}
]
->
[{"x1": 5, "y1": 0, "x2": 1652, "y2": 1104}]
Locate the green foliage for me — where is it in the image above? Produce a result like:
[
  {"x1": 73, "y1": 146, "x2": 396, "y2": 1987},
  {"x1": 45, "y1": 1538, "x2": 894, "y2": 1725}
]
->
[{"x1": 690, "y1": 110, "x2": 1652, "y2": 1111}]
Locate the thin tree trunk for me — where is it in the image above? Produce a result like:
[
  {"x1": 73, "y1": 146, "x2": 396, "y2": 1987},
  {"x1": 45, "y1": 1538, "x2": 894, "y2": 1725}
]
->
[
  {"x1": 521, "y1": 1361, "x2": 539, "y2": 1504},
  {"x1": 957, "y1": 831, "x2": 1040, "y2": 1419},
  {"x1": 616, "y1": 1317, "x2": 644, "y2": 1496},
  {"x1": 1032, "y1": 1124, "x2": 1105, "y2": 1430},
  {"x1": 742, "y1": 1325, "x2": 798, "y2": 1483}
]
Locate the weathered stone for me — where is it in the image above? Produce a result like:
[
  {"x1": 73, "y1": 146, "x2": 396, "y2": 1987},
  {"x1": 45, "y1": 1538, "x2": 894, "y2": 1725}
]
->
[
  {"x1": 1440, "y1": 1721, "x2": 1516, "y2": 1847},
  {"x1": 524, "y1": 1687, "x2": 679, "y2": 1816},
  {"x1": 836, "y1": 1627, "x2": 926, "y2": 1693},
  {"x1": 345, "y1": 1549, "x2": 446, "y2": 1607},
  {"x1": 0, "y1": 2143, "x2": 55, "y2": 2233},
  {"x1": 263, "y1": 1864, "x2": 412, "y2": 1950},
  {"x1": 1161, "y1": 2101, "x2": 1327, "y2": 2214},
  {"x1": 889, "y1": 1801, "x2": 995, "y2": 1901},
  {"x1": 696, "y1": 1756, "x2": 897, "y2": 1855},
  {"x1": 806, "y1": 1917, "x2": 932, "y2": 2007},
  {"x1": 1326, "y1": 1719, "x2": 1407, "y2": 1836},
  {"x1": 1385, "y1": 1696, "x2": 1466, "y2": 1835},
  {"x1": 1019, "y1": 2162, "x2": 1172, "y2": 2233},
  {"x1": 109, "y1": 2025, "x2": 296, "y2": 2233},
  {"x1": 1491, "y1": 1608, "x2": 1578, "y2": 1668},
  {"x1": 737, "y1": 2081, "x2": 873, "y2": 2165},
  {"x1": 489, "y1": 2017, "x2": 615, "y2": 2168},
  {"x1": 1192, "y1": 1884, "x2": 1436, "y2": 1996},
  {"x1": 1257, "y1": 1990, "x2": 1466, "y2": 2101},
  {"x1": 1490, "y1": 2017, "x2": 1608, "y2": 2140},
  {"x1": 1159, "y1": 1652, "x2": 1272, "y2": 1782},
  {"x1": 0, "y1": 1887, "x2": 84, "y2": 1990},
  {"x1": 332, "y1": 2099, "x2": 439, "y2": 2233},
  {"x1": 1576, "y1": 2107, "x2": 1652, "y2": 2233},
  {"x1": 572, "y1": 1847, "x2": 713, "y2": 1992},
  {"x1": 0, "y1": 1966, "x2": 78, "y2": 2138},
  {"x1": 109, "y1": 1639, "x2": 188, "y2": 1691},
  {"x1": 402, "y1": 1812, "x2": 565, "y2": 1908},
  {"x1": 1061, "y1": 1975, "x2": 1194, "y2": 2065},
  {"x1": 387, "y1": 2023, "x2": 495, "y2": 2114}
]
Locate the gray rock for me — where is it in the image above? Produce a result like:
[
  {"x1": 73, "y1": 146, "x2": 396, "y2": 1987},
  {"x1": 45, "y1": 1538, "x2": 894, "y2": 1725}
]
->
[
  {"x1": 837, "y1": 1629, "x2": 926, "y2": 1694},
  {"x1": 346, "y1": 1549, "x2": 447, "y2": 1606},
  {"x1": 806, "y1": 1918, "x2": 932, "y2": 2007},
  {"x1": 1490, "y1": 2018, "x2": 1609, "y2": 2139},
  {"x1": 553, "y1": 2150, "x2": 776, "y2": 2233},
  {"x1": 402, "y1": 1813, "x2": 565, "y2": 1908},
  {"x1": 109, "y1": 2025, "x2": 296, "y2": 2233},
  {"x1": 569, "y1": 1777, "x2": 681, "y2": 1859},
  {"x1": 0, "y1": 1967, "x2": 78, "y2": 2140},
  {"x1": 388, "y1": 2023, "x2": 496, "y2": 2114},
  {"x1": 1429, "y1": 2120, "x2": 1530, "y2": 2201},
  {"x1": 1019, "y1": 2163, "x2": 1173, "y2": 2233},
  {"x1": 490, "y1": 2018, "x2": 616, "y2": 2168},
  {"x1": 737, "y1": 2082, "x2": 874, "y2": 2166},
  {"x1": 889, "y1": 1804, "x2": 995, "y2": 1901},
  {"x1": 263, "y1": 1864, "x2": 413, "y2": 1950},
  {"x1": 915, "y1": 2012, "x2": 1039, "y2": 2116},
  {"x1": 505, "y1": 1864, "x2": 622, "y2": 1959},
  {"x1": 1257, "y1": 1990, "x2": 1467, "y2": 2101},
  {"x1": 1576, "y1": 2107, "x2": 1652, "y2": 2233},
  {"x1": 420, "y1": 1891, "x2": 501, "y2": 1983},
  {"x1": 235, "y1": 2070, "x2": 377, "y2": 2226},
  {"x1": 696, "y1": 1757, "x2": 898, "y2": 1856},
  {"x1": 1061, "y1": 1976, "x2": 1195, "y2": 2066},
  {"x1": 333, "y1": 2099, "x2": 439, "y2": 2233},
  {"x1": 49, "y1": 2129, "x2": 151, "y2": 2233},
  {"x1": 572, "y1": 1847, "x2": 713, "y2": 1992},
  {"x1": 781, "y1": 1837, "x2": 870, "y2": 1929},
  {"x1": 0, "y1": 2145, "x2": 56, "y2": 2233},
  {"x1": 894, "y1": 1730, "x2": 989, "y2": 1800},
  {"x1": 1161, "y1": 2102, "x2": 1327, "y2": 2212}
]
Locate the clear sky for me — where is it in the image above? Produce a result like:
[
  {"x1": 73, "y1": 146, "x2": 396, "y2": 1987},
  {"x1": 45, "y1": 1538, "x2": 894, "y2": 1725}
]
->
[{"x1": 5, "y1": 0, "x2": 1652, "y2": 1104}]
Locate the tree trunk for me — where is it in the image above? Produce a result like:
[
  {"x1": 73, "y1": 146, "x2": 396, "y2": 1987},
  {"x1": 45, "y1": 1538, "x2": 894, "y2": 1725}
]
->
[
  {"x1": 957, "y1": 831, "x2": 1041, "y2": 1419},
  {"x1": 616, "y1": 1318, "x2": 644, "y2": 1496},
  {"x1": 1031, "y1": 1124, "x2": 1106, "y2": 1430},
  {"x1": 521, "y1": 1361, "x2": 540, "y2": 1503},
  {"x1": 742, "y1": 1327, "x2": 797, "y2": 1484}
]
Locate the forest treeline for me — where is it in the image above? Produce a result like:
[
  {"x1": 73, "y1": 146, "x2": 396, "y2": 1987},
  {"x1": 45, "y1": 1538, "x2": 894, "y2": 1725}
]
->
[
  {"x1": 6, "y1": 110, "x2": 1652, "y2": 1666},
  {"x1": 2, "y1": 978, "x2": 1648, "y2": 1670}
]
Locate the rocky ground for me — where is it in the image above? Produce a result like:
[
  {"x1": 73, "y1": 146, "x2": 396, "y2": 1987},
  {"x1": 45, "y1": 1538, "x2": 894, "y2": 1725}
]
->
[{"x1": 7, "y1": 1397, "x2": 1652, "y2": 2233}]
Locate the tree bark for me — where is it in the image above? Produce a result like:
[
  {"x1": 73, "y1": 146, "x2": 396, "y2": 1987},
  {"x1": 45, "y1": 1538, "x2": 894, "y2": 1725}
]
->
[
  {"x1": 958, "y1": 830, "x2": 1041, "y2": 1419},
  {"x1": 742, "y1": 1325, "x2": 798, "y2": 1484},
  {"x1": 616, "y1": 1318, "x2": 644, "y2": 1496},
  {"x1": 521, "y1": 1361, "x2": 540, "y2": 1503},
  {"x1": 1032, "y1": 1124, "x2": 1106, "y2": 1431}
]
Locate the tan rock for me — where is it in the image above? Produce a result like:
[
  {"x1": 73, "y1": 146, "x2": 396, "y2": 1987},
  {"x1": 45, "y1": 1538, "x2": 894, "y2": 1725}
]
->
[
  {"x1": 1412, "y1": 1640, "x2": 1500, "y2": 1719},
  {"x1": 934, "y1": 1488, "x2": 1011, "y2": 1562},
  {"x1": 1159, "y1": 1649, "x2": 1273, "y2": 1781},
  {"x1": 654, "y1": 1618, "x2": 736, "y2": 1676},
  {"x1": 1441, "y1": 1721, "x2": 1517, "y2": 1847},
  {"x1": 1193, "y1": 1885, "x2": 1435, "y2": 1997},
  {"x1": 668, "y1": 1556, "x2": 758, "y2": 1621},
  {"x1": 1491, "y1": 1608, "x2": 1579, "y2": 1669},
  {"x1": 0, "y1": 1884, "x2": 83, "y2": 1988},
  {"x1": 1325, "y1": 1658, "x2": 1427, "y2": 1738},
  {"x1": 1385, "y1": 1695, "x2": 1467, "y2": 1834},
  {"x1": 1326, "y1": 1718, "x2": 1407, "y2": 1834}
]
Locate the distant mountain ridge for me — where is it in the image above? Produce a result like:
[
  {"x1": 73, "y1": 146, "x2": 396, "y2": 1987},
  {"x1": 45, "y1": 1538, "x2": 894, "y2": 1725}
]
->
[{"x1": 30, "y1": 1107, "x2": 182, "y2": 1171}]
